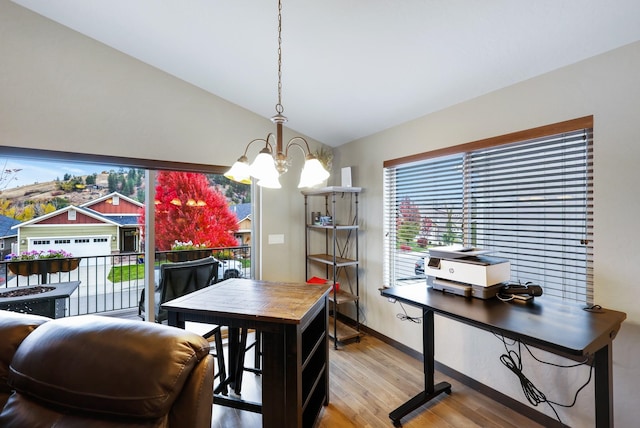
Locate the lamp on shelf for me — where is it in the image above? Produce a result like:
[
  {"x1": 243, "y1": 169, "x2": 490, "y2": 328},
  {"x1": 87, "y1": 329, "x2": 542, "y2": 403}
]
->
[{"x1": 224, "y1": 0, "x2": 330, "y2": 189}]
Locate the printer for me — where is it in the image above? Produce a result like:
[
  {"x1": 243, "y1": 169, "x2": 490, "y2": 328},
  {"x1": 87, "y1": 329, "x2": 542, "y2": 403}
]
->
[{"x1": 425, "y1": 245, "x2": 510, "y2": 299}]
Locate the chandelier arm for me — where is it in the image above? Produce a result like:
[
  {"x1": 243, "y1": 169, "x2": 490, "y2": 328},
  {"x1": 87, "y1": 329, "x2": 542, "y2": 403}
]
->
[
  {"x1": 243, "y1": 137, "x2": 274, "y2": 156},
  {"x1": 283, "y1": 138, "x2": 313, "y2": 158}
]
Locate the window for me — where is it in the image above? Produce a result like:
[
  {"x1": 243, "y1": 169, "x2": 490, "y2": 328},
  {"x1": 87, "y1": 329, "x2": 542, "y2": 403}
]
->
[{"x1": 384, "y1": 117, "x2": 593, "y2": 303}]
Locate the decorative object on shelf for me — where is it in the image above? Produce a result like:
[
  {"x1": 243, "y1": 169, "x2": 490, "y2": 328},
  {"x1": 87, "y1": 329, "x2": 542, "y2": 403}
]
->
[
  {"x1": 224, "y1": 0, "x2": 330, "y2": 189},
  {"x1": 314, "y1": 147, "x2": 333, "y2": 175},
  {"x1": 7, "y1": 250, "x2": 80, "y2": 284}
]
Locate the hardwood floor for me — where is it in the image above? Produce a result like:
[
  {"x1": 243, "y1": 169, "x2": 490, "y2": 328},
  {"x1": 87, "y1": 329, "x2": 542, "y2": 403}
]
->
[
  {"x1": 108, "y1": 310, "x2": 543, "y2": 427},
  {"x1": 211, "y1": 332, "x2": 544, "y2": 428}
]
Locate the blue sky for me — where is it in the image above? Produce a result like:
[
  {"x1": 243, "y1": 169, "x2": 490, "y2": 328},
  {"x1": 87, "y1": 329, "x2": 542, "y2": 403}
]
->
[{"x1": 1, "y1": 157, "x2": 117, "y2": 189}]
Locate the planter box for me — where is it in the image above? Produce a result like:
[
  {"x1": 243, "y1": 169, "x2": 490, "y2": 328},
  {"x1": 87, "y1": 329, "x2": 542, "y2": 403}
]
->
[
  {"x1": 0, "y1": 281, "x2": 81, "y2": 318},
  {"x1": 166, "y1": 250, "x2": 212, "y2": 263},
  {"x1": 8, "y1": 258, "x2": 80, "y2": 276}
]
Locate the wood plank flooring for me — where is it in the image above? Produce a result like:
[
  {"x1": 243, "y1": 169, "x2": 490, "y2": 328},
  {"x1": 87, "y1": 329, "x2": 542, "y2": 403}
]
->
[
  {"x1": 108, "y1": 310, "x2": 543, "y2": 427},
  {"x1": 212, "y1": 332, "x2": 544, "y2": 428}
]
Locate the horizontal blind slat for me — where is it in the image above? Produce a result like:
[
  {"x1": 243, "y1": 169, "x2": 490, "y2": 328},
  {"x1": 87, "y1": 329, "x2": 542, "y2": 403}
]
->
[{"x1": 384, "y1": 126, "x2": 593, "y2": 303}]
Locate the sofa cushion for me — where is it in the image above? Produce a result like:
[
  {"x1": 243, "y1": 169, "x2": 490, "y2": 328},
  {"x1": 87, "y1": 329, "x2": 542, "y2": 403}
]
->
[
  {"x1": 0, "y1": 310, "x2": 50, "y2": 406},
  {"x1": 7, "y1": 315, "x2": 210, "y2": 419}
]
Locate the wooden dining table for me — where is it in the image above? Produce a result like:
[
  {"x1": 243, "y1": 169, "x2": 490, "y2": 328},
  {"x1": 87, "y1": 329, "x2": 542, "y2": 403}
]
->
[{"x1": 161, "y1": 278, "x2": 332, "y2": 428}]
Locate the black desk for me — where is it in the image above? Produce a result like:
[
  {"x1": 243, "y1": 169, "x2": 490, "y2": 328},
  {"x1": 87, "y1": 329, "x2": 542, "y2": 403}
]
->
[{"x1": 380, "y1": 284, "x2": 626, "y2": 428}]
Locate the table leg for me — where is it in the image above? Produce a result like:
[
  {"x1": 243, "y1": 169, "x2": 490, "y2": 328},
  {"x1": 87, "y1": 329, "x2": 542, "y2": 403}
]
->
[
  {"x1": 228, "y1": 327, "x2": 240, "y2": 392},
  {"x1": 594, "y1": 344, "x2": 613, "y2": 428},
  {"x1": 167, "y1": 311, "x2": 184, "y2": 329},
  {"x1": 389, "y1": 309, "x2": 451, "y2": 427}
]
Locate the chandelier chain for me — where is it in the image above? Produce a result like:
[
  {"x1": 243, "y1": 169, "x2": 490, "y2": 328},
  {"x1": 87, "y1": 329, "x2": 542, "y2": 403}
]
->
[{"x1": 276, "y1": 0, "x2": 283, "y2": 114}]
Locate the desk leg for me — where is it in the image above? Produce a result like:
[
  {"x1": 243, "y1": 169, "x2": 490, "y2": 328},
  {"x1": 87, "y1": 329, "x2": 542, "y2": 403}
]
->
[
  {"x1": 594, "y1": 344, "x2": 613, "y2": 428},
  {"x1": 389, "y1": 309, "x2": 451, "y2": 427}
]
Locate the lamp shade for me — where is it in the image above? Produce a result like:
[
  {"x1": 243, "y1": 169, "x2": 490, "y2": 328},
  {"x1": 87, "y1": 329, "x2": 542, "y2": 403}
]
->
[
  {"x1": 298, "y1": 158, "x2": 330, "y2": 188},
  {"x1": 257, "y1": 174, "x2": 282, "y2": 189},
  {"x1": 250, "y1": 149, "x2": 279, "y2": 181},
  {"x1": 224, "y1": 159, "x2": 252, "y2": 184}
]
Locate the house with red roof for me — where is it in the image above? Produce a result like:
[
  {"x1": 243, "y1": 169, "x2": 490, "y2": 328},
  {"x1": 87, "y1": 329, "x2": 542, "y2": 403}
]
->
[{"x1": 11, "y1": 192, "x2": 143, "y2": 258}]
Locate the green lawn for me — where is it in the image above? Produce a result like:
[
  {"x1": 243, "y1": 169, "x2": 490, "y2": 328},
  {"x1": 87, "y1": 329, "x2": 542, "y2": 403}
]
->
[{"x1": 108, "y1": 264, "x2": 150, "y2": 282}]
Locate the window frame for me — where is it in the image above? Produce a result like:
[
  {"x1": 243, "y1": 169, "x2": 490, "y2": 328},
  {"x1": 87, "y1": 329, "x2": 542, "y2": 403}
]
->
[{"x1": 383, "y1": 116, "x2": 594, "y2": 303}]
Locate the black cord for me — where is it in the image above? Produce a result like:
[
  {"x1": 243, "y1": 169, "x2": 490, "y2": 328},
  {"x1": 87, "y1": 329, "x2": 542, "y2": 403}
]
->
[
  {"x1": 496, "y1": 334, "x2": 594, "y2": 425},
  {"x1": 396, "y1": 301, "x2": 422, "y2": 323},
  {"x1": 583, "y1": 304, "x2": 604, "y2": 313}
]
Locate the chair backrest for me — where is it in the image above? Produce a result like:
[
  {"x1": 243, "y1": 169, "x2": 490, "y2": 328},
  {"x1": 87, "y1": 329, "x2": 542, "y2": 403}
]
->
[{"x1": 157, "y1": 257, "x2": 219, "y2": 322}]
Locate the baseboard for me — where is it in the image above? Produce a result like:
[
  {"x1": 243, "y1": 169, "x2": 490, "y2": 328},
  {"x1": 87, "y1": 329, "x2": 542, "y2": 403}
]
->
[{"x1": 335, "y1": 313, "x2": 565, "y2": 428}]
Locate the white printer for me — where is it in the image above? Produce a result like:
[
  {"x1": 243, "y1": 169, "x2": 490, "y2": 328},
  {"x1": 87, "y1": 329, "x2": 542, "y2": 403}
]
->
[{"x1": 425, "y1": 245, "x2": 510, "y2": 299}]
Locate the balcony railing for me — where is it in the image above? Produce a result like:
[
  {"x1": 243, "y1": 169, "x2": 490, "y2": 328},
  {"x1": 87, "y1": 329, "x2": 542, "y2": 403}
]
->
[{"x1": 0, "y1": 246, "x2": 251, "y2": 318}]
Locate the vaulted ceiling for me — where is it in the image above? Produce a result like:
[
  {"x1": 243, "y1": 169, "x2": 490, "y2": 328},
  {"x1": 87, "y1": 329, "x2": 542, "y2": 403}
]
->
[{"x1": 12, "y1": 0, "x2": 640, "y2": 147}]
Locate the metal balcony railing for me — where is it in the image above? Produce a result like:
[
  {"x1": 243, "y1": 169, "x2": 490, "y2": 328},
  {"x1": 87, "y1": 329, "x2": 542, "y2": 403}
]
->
[{"x1": 0, "y1": 246, "x2": 251, "y2": 318}]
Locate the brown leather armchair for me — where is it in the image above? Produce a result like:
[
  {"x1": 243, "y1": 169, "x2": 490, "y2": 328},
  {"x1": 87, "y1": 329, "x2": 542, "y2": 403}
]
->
[{"x1": 0, "y1": 311, "x2": 214, "y2": 428}]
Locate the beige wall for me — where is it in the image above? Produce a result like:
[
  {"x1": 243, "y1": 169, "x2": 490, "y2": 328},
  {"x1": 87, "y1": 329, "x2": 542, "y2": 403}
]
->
[
  {"x1": 0, "y1": 1, "x2": 321, "y2": 284},
  {"x1": 3, "y1": 1, "x2": 639, "y2": 425},
  {"x1": 335, "y1": 41, "x2": 640, "y2": 427}
]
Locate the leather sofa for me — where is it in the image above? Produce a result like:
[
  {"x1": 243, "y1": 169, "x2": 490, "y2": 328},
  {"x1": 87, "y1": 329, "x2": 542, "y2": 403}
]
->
[{"x1": 0, "y1": 310, "x2": 214, "y2": 427}]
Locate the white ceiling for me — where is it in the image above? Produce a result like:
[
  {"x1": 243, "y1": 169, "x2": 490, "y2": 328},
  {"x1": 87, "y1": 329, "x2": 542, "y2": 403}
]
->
[{"x1": 12, "y1": 0, "x2": 640, "y2": 147}]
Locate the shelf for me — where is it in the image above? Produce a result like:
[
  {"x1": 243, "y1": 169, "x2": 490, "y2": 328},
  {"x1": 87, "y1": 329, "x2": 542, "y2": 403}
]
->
[
  {"x1": 307, "y1": 253, "x2": 358, "y2": 267},
  {"x1": 328, "y1": 289, "x2": 358, "y2": 305},
  {"x1": 304, "y1": 188, "x2": 361, "y2": 350},
  {"x1": 301, "y1": 186, "x2": 362, "y2": 196},
  {"x1": 328, "y1": 316, "x2": 360, "y2": 343},
  {"x1": 306, "y1": 224, "x2": 358, "y2": 230}
]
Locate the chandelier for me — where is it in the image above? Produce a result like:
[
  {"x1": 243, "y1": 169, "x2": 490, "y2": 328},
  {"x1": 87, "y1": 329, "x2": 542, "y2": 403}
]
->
[{"x1": 224, "y1": 0, "x2": 330, "y2": 189}]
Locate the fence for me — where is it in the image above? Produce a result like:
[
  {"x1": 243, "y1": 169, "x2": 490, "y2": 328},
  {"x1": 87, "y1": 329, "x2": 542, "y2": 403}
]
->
[{"x1": 0, "y1": 246, "x2": 251, "y2": 317}]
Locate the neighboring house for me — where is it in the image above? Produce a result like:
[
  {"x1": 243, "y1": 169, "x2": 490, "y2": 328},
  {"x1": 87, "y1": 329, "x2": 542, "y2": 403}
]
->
[
  {"x1": 0, "y1": 215, "x2": 20, "y2": 260},
  {"x1": 9, "y1": 193, "x2": 248, "y2": 259},
  {"x1": 80, "y1": 192, "x2": 144, "y2": 253},
  {"x1": 229, "y1": 203, "x2": 251, "y2": 245},
  {"x1": 11, "y1": 192, "x2": 143, "y2": 258}
]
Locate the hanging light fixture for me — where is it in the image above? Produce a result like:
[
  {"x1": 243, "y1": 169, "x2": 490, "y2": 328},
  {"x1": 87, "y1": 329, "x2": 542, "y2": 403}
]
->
[{"x1": 224, "y1": 0, "x2": 330, "y2": 189}]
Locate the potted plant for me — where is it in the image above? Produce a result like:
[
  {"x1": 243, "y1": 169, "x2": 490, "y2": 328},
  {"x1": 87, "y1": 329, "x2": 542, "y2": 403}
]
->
[
  {"x1": 7, "y1": 250, "x2": 80, "y2": 277},
  {"x1": 167, "y1": 241, "x2": 211, "y2": 262}
]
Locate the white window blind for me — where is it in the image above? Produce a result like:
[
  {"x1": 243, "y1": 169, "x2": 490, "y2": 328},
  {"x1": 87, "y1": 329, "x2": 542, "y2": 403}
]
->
[{"x1": 384, "y1": 124, "x2": 593, "y2": 303}]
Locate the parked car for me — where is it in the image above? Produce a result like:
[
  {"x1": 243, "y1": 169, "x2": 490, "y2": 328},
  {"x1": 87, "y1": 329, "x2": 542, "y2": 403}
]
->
[
  {"x1": 218, "y1": 259, "x2": 244, "y2": 280},
  {"x1": 415, "y1": 257, "x2": 425, "y2": 276}
]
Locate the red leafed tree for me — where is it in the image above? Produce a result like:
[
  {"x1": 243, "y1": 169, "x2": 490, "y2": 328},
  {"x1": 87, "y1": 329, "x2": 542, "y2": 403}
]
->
[{"x1": 139, "y1": 171, "x2": 239, "y2": 250}]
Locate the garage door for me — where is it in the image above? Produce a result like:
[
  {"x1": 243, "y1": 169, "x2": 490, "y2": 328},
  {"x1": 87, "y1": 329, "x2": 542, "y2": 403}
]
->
[{"x1": 29, "y1": 236, "x2": 111, "y2": 265}]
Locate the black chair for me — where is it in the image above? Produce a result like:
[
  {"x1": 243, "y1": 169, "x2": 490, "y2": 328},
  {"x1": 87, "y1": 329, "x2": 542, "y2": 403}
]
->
[
  {"x1": 234, "y1": 328, "x2": 262, "y2": 394},
  {"x1": 138, "y1": 257, "x2": 228, "y2": 394}
]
